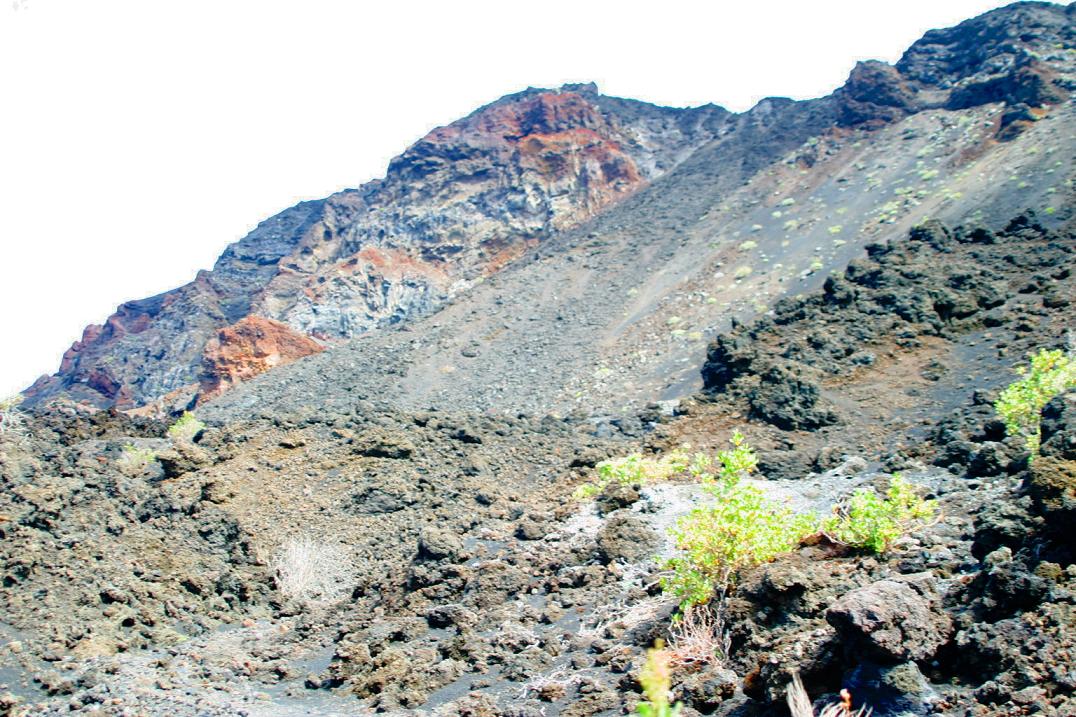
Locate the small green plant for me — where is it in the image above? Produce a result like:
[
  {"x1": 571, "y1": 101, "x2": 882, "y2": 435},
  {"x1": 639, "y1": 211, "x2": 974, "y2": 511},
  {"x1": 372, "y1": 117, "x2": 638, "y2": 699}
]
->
[
  {"x1": 994, "y1": 348, "x2": 1076, "y2": 456},
  {"x1": 574, "y1": 451, "x2": 688, "y2": 500},
  {"x1": 167, "y1": 412, "x2": 205, "y2": 443},
  {"x1": 823, "y1": 475, "x2": 934, "y2": 554},
  {"x1": 636, "y1": 642, "x2": 681, "y2": 717},
  {"x1": 663, "y1": 433, "x2": 817, "y2": 606},
  {"x1": 117, "y1": 444, "x2": 157, "y2": 476}
]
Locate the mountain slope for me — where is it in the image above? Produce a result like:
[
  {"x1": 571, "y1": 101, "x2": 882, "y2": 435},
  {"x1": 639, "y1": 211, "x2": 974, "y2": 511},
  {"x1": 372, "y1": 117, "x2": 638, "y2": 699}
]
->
[
  {"x1": 25, "y1": 2, "x2": 1075, "y2": 414},
  {"x1": 25, "y1": 86, "x2": 729, "y2": 410}
]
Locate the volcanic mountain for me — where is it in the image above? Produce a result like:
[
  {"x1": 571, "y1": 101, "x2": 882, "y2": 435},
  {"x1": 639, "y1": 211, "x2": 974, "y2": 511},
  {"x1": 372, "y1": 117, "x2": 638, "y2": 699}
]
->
[
  {"x1": 25, "y1": 0, "x2": 1075, "y2": 415},
  {"x1": 4, "y1": 4, "x2": 1076, "y2": 717}
]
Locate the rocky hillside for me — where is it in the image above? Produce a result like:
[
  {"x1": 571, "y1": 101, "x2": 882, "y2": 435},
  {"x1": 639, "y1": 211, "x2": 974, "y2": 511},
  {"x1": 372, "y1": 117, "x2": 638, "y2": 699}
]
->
[
  {"x1": 25, "y1": 85, "x2": 729, "y2": 411},
  {"x1": 24, "y1": 1, "x2": 1076, "y2": 414},
  {"x1": 2, "y1": 214, "x2": 1073, "y2": 717},
  {"x1": 4, "y1": 4, "x2": 1076, "y2": 717}
]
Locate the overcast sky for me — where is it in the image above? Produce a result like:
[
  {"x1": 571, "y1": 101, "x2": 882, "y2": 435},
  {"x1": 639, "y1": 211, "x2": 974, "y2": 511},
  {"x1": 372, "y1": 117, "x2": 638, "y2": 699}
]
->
[{"x1": 0, "y1": 0, "x2": 1020, "y2": 397}]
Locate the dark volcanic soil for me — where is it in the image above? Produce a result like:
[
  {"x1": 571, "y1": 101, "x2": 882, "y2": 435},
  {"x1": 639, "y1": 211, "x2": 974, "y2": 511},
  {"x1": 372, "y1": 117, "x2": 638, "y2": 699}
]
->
[{"x1": 1, "y1": 213, "x2": 1073, "y2": 716}]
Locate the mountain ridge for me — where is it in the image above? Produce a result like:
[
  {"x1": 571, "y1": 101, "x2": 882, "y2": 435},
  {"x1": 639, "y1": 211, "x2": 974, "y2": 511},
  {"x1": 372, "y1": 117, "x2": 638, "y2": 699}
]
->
[{"x1": 23, "y1": 0, "x2": 1075, "y2": 415}]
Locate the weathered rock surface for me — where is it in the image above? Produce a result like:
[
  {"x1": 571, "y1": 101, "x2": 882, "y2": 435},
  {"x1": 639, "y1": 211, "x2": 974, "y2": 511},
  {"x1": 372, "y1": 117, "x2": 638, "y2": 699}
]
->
[{"x1": 826, "y1": 574, "x2": 951, "y2": 662}]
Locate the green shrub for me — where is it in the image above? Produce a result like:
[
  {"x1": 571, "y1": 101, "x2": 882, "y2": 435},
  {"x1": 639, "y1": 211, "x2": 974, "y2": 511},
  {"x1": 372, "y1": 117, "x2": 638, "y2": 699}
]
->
[
  {"x1": 994, "y1": 348, "x2": 1076, "y2": 457},
  {"x1": 574, "y1": 451, "x2": 688, "y2": 500},
  {"x1": 663, "y1": 433, "x2": 817, "y2": 606},
  {"x1": 167, "y1": 412, "x2": 205, "y2": 444},
  {"x1": 822, "y1": 475, "x2": 934, "y2": 554},
  {"x1": 117, "y1": 444, "x2": 157, "y2": 476},
  {"x1": 637, "y1": 642, "x2": 681, "y2": 717}
]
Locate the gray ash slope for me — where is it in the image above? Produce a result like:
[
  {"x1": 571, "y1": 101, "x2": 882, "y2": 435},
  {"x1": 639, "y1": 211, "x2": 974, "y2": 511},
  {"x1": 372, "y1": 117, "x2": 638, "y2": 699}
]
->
[{"x1": 201, "y1": 1, "x2": 1076, "y2": 423}]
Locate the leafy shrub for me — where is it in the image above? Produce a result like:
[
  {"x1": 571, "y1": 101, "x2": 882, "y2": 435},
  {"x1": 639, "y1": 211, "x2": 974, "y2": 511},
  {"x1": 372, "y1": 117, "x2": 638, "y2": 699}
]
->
[
  {"x1": 117, "y1": 444, "x2": 157, "y2": 476},
  {"x1": 822, "y1": 474, "x2": 934, "y2": 554},
  {"x1": 574, "y1": 451, "x2": 688, "y2": 500},
  {"x1": 663, "y1": 433, "x2": 817, "y2": 606},
  {"x1": 637, "y1": 642, "x2": 681, "y2": 717},
  {"x1": 270, "y1": 536, "x2": 356, "y2": 606},
  {"x1": 994, "y1": 348, "x2": 1076, "y2": 456},
  {"x1": 167, "y1": 412, "x2": 205, "y2": 444}
]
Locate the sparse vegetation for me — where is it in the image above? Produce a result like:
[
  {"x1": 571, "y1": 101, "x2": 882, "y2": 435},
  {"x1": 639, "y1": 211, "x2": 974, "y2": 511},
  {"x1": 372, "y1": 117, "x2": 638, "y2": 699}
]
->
[
  {"x1": 574, "y1": 451, "x2": 688, "y2": 500},
  {"x1": 117, "y1": 444, "x2": 158, "y2": 476},
  {"x1": 663, "y1": 433, "x2": 818, "y2": 606},
  {"x1": 637, "y1": 642, "x2": 681, "y2": 717},
  {"x1": 822, "y1": 475, "x2": 934, "y2": 554},
  {"x1": 994, "y1": 347, "x2": 1076, "y2": 456},
  {"x1": 667, "y1": 605, "x2": 730, "y2": 670},
  {"x1": 270, "y1": 536, "x2": 356, "y2": 606},
  {"x1": 167, "y1": 412, "x2": 205, "y2": 443},
  {"x1": 787, "y1": 674, "x2": 871, "y2": 717}
]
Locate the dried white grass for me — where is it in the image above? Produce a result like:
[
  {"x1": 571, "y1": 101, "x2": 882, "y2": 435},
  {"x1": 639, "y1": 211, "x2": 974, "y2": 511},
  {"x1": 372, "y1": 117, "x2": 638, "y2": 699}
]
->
[
  {"x1": 667, "y1": 605, "x2": 731, "y2": 670},
  {"x1": 515, "y1": 666, "x2": 582, "y2": 700},
  {"x1": 578, "y1": 595, "x2": 670, "y2": 640},
  {"x1": 270, "y1": 536, "x2": 356, "y2": 606},
  {"x1": 787, "y1": 673, "x2": 872, "y2": 717}
]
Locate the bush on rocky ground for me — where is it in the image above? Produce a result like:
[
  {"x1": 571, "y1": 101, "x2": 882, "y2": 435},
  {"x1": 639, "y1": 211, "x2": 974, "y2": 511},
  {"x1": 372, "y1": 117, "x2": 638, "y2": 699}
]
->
[
  {"x1": 116, "y1": 443, "x2": 158, "y2": 476},
  {"x1": 574, "y1": 451, "x2": 688, "y2": 499},
  {"x1": 270, "y1": 536, "x2": 356, "y2": 606},
  {"x1": 167, "y1": 411, "x2": 206, "y2": 444},
  {"x1": 636, "y1": 643, "x2": 682, "y2": 717},
  {"x1": 664, "y1": 433, "x2": 818, "y2": 606},
  {"x1": 0, "y1": 395, "x2": 25, "y2": 436},
  {"x1": 995, "y1": 347, "x2": 1076, "y2": 456},
  {"x1": 822, "y1": 474, "x2": 935, "y2": 553}
]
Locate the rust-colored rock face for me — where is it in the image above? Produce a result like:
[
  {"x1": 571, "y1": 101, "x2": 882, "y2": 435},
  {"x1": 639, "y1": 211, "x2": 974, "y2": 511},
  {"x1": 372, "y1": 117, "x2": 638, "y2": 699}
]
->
[{"x1": 199, "y1": 316, "x2": 324, "y2": 401}]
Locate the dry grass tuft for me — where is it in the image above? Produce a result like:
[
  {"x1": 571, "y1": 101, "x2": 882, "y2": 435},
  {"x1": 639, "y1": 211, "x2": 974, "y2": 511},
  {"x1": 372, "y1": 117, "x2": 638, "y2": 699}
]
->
[
  {"x1": 787, "y1": 673, "x2": 872, "y2": 717},
  {"x1": 269, "y1": 536, "x2": 356, "y2": 606},
  {"x1": 667, "y1": 605, "x2": 730, "y2": 670}
]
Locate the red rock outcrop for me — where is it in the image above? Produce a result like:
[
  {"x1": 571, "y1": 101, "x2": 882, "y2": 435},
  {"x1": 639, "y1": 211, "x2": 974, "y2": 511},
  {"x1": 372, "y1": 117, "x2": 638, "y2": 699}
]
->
[{"x1": 199, "y1": 316, "x2": 324, "y2": 401}]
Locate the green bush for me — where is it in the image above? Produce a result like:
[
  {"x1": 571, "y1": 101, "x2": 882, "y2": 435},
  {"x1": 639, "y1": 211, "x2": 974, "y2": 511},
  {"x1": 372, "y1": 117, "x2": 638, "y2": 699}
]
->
[
  {"x1": 574, "y1": 451, "x2": 688, "y2": 500},
  {"x1": 994, "y1": 348, "x2": 1076, "y2": 457},
  {"x1": 822, "y1": 475, "x2": 934, "y2": 554},
  {"x1": 117, "y1": 444, "x2": 157, "y2": 476},
  {"x1": 663, "y1": 433, "x2": 817, "y2": 607},
  {"x1": 167, "y1": 412, "x2": 205, "y2": 444}
]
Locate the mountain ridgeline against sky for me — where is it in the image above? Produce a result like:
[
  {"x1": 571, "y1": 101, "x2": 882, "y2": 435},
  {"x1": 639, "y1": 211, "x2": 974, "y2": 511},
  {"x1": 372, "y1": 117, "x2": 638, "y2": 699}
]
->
[{"x1": 25, "y1": 1, "x2": 1075, "y2": 413}]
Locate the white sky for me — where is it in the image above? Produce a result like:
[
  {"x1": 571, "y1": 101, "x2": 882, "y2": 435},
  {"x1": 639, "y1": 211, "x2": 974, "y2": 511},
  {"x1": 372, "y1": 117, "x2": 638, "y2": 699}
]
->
[{"x1": 0, "y1": 0, "x2": 1019, "y2": 397}]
